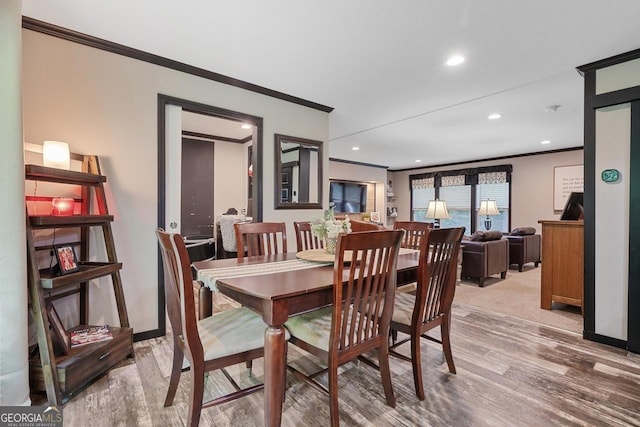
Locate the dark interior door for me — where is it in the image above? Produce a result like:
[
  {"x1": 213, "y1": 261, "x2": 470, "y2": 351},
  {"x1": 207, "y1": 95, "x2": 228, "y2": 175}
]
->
[{"x1": 181, "y1": 138, "x2": 214, "y2": 238}]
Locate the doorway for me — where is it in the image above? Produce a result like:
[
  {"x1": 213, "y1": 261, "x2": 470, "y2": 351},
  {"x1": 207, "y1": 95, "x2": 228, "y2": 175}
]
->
[{"x1": 157, "y1": 94, "x2": 263, "y2": 335}]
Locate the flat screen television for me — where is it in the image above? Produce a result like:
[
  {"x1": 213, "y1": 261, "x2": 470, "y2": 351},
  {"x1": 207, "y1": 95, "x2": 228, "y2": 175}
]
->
[
  {"x1": 560, "y1": 191, "x2": 584, "y2": 220},
  {"x1": 329, "y1": 181, "x2": 367, "y2": 213}
]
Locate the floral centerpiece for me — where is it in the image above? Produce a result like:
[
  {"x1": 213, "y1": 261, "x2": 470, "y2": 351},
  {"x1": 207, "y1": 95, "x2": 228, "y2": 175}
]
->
[{"x1": 311, "y1": 203, "x2": 351, "y2": 254}]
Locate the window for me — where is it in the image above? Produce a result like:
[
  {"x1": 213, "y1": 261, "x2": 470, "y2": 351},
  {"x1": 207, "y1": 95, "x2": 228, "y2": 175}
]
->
[
  {"x1": 476, "y1": 181, "x2": 509, "y2": 233},
  {"x1": 409, "y1": 166, "x2": 511, "y2": 234},
  {"x1": 440, "y1": 177, "x2": 471, "y2": 232},
  {"x1": 411, "y1": 177, "x2": 435, "y2": 221}
]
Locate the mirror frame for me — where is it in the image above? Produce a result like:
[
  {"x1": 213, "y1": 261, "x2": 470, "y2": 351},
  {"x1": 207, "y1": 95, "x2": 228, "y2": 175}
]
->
[{"x1": 274, "y1": 134, "x2": 323, "y2": 210}]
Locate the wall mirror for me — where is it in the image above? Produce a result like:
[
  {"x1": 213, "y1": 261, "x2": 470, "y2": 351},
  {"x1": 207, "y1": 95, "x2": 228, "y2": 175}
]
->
[{"x1": 274, "y1": 134, "x2": 323, "y2": 209}]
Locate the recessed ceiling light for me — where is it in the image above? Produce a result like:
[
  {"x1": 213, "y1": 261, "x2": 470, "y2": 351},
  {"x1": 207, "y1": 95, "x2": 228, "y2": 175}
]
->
[
  {"x1": 415, "y1": 159, "x2": 422, "y2": 163},
  {"x1": 446, "y1": 55, "x2": 465, "y2": 66},
  {"x1": 352, "y1": 146, "x2": 360, "y2": 151},
  {"x1": 488, "y1": 113, "x2": 502, "y2": 120},
  {"x1": 241, "y1": 124, "x2": 251, "y2": 129},
  {"x1": 540, "y1": 140, "x2": 551, "y2": 145}
]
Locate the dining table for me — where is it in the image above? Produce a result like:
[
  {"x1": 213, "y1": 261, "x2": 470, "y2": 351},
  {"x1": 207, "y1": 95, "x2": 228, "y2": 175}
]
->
[{"x1": 192, "y1": 249, "x2": 420, "y2": 427}]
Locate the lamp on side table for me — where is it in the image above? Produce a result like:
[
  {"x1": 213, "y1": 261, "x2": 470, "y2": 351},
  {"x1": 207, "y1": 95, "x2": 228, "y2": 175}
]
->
[
  {"x1": 478, "y1": 199, "x2": 500, "y2": 230},
  {"x1": 425, "y1": 199, "x2": 449, "y2": 229}
]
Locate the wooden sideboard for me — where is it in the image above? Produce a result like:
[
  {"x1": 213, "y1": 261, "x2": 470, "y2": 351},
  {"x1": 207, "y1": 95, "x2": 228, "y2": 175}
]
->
[{"x1": 538, "y1": 220, "x2": 584, "y2": 311}]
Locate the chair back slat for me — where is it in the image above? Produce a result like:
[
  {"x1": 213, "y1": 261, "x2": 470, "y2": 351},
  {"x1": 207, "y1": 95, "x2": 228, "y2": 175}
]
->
[
  {"x1": 414, "y1": 227, "x2": 464, "y2": 326},
  {"x1": 393, "y1": 221, "x2": 433, "y2": 249},
  {"x1": 332, "y1": 230, "x2": 403, "y2": 354},
  {"x1": 155, "y1": 229, "x2": 204, "y2": 361},
  {"x1": 294, "y1": 221, "x2": 324, "y2": 251},
  {"x1": 234, "y1": 222, "x2": 288, "y2": 260}
]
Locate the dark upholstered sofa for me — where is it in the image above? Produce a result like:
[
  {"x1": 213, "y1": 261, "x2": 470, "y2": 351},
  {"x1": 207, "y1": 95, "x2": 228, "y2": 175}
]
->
[
  {"x1": 461, "y1": 234, "x2": 509, "y2": 287},
  {"x1": 505, "y1": 234, "x2": 541, "y2": 272}
]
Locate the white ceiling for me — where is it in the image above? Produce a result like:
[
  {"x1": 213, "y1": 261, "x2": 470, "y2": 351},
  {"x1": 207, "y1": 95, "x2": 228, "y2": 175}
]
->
[
  {"x1": 21, "y1": 1, "x2": 640, "y2": 170},
  {"x1": 182, "y1": 112, "x2": 252, "y2": 141}
]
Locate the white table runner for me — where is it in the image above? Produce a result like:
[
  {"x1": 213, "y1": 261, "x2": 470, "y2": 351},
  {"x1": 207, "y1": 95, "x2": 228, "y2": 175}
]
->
[
  {"x1": 197, "y1": 258, "x2": 331, "y2": 291},
  {"x1": 197, "y1": 248, "x2": 418, "y2": 291}
]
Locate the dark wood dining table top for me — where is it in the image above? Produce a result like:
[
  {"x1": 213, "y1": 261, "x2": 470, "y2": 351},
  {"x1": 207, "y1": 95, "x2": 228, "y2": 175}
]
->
[
  {"x1": 193, "y1": 251, "x2": 419, "y2": 303},
  {"x1": 192, "y1": 250, "x2": 419, "y2": 426}
]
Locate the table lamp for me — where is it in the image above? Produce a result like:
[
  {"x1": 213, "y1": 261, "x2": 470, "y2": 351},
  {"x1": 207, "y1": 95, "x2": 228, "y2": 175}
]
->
[
  {"x1": 51, "y1": 198, "x2": 75, "y2": 216},
  {"x1": 478, "y1": 199, "x2": 500, "y2": 230},
  {"x1": 43, "y1": 140, "x2": 70, "y2": 170},
  {"x1": 425, "y1": 199, "x2": 449, "y2": 229}
]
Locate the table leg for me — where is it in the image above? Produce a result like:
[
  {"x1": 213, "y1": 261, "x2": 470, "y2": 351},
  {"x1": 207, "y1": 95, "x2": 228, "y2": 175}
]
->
[
  {"x1": 264, "y1": 325, "x2": 286, "y2": 427},
  {"x1": 198, "y1": 284, "x2": 212, "y2": 319}
]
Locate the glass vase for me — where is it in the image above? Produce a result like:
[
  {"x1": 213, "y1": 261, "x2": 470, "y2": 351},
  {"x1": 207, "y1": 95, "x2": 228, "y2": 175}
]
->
[{"x1": 325, "y1": 237, "x2": 337, "y2": 254}]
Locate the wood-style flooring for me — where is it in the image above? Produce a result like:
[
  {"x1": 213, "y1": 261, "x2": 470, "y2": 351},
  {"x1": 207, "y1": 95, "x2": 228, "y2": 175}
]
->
[{"x1": 35, "y1": 302, "x2": 640, "y2": 426}]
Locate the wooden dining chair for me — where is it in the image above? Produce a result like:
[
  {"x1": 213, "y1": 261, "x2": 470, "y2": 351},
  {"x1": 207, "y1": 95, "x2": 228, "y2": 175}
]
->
[
  {"x1": 155, "y1": 228, "x2": 269, "y2": 427},
  {"x1": 285, "y1": 229, "x2": 404, "y2": 427},
  {"x1": 388, "y1": 227, "x2": 464, "y2": 400},
  {"x1": 393, "y1": 220, "x2": 433, "y2": 249},
  {"x1": 234, "y1": 221, "x2": 287, "y2": 260},
  {"x1": 294, "y1": 221, "x2": 324, "y2": 251}
]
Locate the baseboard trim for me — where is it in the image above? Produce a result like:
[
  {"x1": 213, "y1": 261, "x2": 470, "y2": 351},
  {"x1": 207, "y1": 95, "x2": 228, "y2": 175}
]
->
[
  {"x1": 134, "y1": 329, "x2": 163, "y2": 342},
  {"x1": 583, "y1": 331, "x2": 627, "y2": 350}
]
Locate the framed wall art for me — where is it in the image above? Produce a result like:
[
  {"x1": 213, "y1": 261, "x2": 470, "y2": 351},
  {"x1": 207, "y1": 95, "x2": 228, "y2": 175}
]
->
[{"x1": 553, "y1": 165, "x2": 584, "y2": 210}]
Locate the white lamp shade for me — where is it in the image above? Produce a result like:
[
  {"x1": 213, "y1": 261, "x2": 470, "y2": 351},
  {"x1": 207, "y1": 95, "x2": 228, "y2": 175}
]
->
[
  {"x1": 425, "y1": 199, "x2": 450, "y2": 219},
  {"x1": 43, "y1": 141, "x2": 70, "y2": 169},
  {"x1": 478, "y1": 199, "x2": 500, "y2": 216}
]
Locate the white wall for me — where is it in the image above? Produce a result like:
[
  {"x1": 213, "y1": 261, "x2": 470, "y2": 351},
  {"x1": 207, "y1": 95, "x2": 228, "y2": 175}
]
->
[
  {"x1": 214, "y1": 140, "x2": 247, "y2": 217},
  {"x1": 22, "y1": 30, "x2": 330, "y2": 334},
  {"x1": 596, "y1": 57, "x2": 640, "y2": 94},
  {"x1": 594, "y1": 105, "x2": 630, "y2": 340},
  {"x1": 389, "y1": 149, "x2": 584, "y2": 234},
  {"x1": 0, "y1": 0, "x2": 30, "y2": 406}
]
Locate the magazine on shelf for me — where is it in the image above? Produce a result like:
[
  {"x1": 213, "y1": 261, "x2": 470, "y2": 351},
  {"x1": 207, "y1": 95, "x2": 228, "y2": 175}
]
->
[{"x1": 70, "y1": 325, "x2": 113, "y2": 347}]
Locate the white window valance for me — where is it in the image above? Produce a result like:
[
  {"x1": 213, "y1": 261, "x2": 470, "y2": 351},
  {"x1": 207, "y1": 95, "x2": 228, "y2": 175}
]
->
[
  {"x1": 440, "y1": 175, "x2": 466, "y2": 187},
  {"x1": 411, "y1": 177, "x2": 434, "y2": 189},
  {"x1": 478, "y1": 171, "x2": 507, "y2": 185}
]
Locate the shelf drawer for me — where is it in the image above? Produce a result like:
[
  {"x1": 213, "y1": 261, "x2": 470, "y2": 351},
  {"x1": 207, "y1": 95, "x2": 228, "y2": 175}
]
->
[{"x1": 30, "y1": 327, "x2": 133, "y2": 395}]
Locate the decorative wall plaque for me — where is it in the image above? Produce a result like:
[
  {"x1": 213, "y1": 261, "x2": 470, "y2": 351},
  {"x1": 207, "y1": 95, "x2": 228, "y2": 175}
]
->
[{"x1": 601, "y1": 169, "x2": 620, "y2": 183}]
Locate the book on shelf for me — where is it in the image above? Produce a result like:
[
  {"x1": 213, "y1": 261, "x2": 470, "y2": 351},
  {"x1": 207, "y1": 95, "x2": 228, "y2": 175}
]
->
[{"x1": 70, "y1": 325, "x2": 113, "y2": 347}]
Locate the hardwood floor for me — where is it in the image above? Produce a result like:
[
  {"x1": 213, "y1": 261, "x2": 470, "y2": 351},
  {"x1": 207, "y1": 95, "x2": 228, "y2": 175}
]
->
[{"x1": 35, "y1": 302, "x2": 640, "y2": 426}]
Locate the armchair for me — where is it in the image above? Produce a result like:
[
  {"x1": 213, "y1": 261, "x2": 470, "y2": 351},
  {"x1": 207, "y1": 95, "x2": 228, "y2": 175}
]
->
[
  {"x1": 505, "y1": 233, "x2": 541, "y2": 272},
  {"x1": 461, "y1": 236, "x2": 509, "y2": 287}
]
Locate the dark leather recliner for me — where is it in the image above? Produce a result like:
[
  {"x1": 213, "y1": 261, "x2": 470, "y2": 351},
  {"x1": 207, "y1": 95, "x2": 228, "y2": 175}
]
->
[
  {"x1": 505, "y1": 234, "x2": 541, "y2": 272},
  {"x1": 461, "y1": 238, "x2": 509, "y2": 287}
]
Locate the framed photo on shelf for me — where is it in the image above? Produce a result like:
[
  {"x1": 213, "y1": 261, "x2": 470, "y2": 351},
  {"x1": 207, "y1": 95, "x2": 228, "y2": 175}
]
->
[
  {"x1": 46, "y1": 303, "x2": 70, "y2": 355},
  {"x1": 54, "y1": 244, "x2": 80, "y2": 275},
  {"x1": 370, "y1": 211, "x2": 381, "y2": 224}
]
